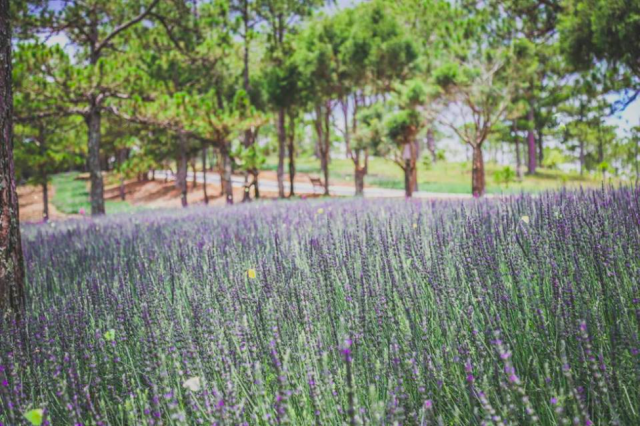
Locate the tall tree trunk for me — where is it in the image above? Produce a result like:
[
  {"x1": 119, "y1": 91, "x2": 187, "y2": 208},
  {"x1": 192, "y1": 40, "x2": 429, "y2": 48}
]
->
[
  {"x1": 536, "y1": 127, "x2": 544, "y2": 165},
  {"x1": 251, "y1": 171, "x2": 260, "y2": 199},
  {"x1": 411, "y1": 139, "x2": 419, "y2": 192},
  {"x1": 355, "y1": 169, "x2": 365, "y2": 196},
  {"x1": 0, "y1": 0, "x2": 25, "y2": 316},
  {"x1": 277, "y1": 108, "x2": 286, "y2": 198},
  {"x1": 202, "y1": 147, "x2": 208, "y2": 205},
  {"x1": 177, "y1": 134, "x2": 188, "y2": 207},
  {"x1": 87, "y1": 105, "x2": 105, "y2": 215},
  {"x1": 471, "y1": 144, "x2": 486, "y2": 197},
  {"x1": 221, "y1": 144, "x2": 233, "y2": 205},
  {"x1": 427, "y1": 127, "x2": 436, "y2": 163},
  {"x1": 38, "y1": 128, "x2": 50, "y2": 221},
  {"x1": 513, "y1": 122, "x2": 523, "y2": 179},
  {"x1": 527, "y1": 107, "x2": 536, "y2": 175},
  {"x1": 354, "y1": 149, "x2": 366, "y2": 197},
  {"x1": 404, "y1": 159, "x2": 412, "y2": 197},
  {"x1": 42, "y1": 180, "x2": 49, "y2": 222},
  {"x1": 342, "y1": 98, "x2": 351, "y2": 159},
  {"x1": 191, "y1": 160, "x2": 197, "y2": 189},
  {"x1": 288, "y1": 113, "x2": 296, "y2": 197}
]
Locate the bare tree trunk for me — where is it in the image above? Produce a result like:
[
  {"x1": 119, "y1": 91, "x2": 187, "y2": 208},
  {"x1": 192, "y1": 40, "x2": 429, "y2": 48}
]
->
[
  {"x1": 221, "y1": 144, "x2": 233, "y2": 205},
  {"x1": 87, "y1": 105, "x2": 105, "y2": 215},
  {"x1": 537, "y1": 127, "x2": 544, "y2": 165},
  {"x1": 527, "y1": 107, "x2": 536, "y2": 175},
  {"x1": 427, "y1": 127, "x2": 436, "y2": 163},
  {"x1": 41, "y1": 180, "x2": 49, "y2": 221},
  {"x1": 288, "y1": 113, "x2": 296, "y2": 197},
  {"x1": 354, "y1": 149, "x2": 366, "y2": 197},
  {"x1": 277, "y1": 108, "x2": 286, "y2": 198},
  {"x1": 471, "y1": 144, "x2": 486, "y2": 197},
  {"x1": 202, "y1": 147, "x2": 208, "y2": 205},
  {"x1": 404, "y1": 159, "x2": 412, "y2": 197},
  {"x1": 342, "y1": 98, "x2": 351, "y2": 159},
  {"x1": 177, "y1": 134, "x2": 188, "y2": 207},
  {"x1": 0, "y1": 0, "x2": 26, "y2": 316},
  {"x1": 191, "y1": 160, "x2": 197, "y2": 189},
  {"x1": 412, "y1": 139, "x2": 419, "y2": 192}
]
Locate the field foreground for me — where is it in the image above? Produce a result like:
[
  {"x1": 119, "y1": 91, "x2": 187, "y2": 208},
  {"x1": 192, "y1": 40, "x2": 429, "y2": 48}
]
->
[{"x1": 2, "y1": 188, "x2": 640, "y2": 425}]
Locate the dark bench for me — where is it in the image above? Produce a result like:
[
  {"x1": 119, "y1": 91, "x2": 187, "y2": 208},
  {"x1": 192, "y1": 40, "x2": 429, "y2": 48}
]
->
[{"x1": 309, "y1": 176, "x2": 324, "y2": 194}]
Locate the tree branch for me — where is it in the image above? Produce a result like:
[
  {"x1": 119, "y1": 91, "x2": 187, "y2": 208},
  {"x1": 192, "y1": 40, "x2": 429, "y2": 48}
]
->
[{"x1": 94, "y1": 0, "x2": 161, "y2": 55}]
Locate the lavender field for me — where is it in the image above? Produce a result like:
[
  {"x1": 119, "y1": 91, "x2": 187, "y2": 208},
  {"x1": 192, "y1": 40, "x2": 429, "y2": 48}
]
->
[{"x1": 2, "y1": 188, "x2": 640, "y2": 425}]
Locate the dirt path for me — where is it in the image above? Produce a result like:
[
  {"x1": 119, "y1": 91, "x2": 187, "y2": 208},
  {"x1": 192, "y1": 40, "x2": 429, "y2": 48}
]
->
[{"x1": 18, "y1": 184, "x2": 67, "y2": 223}]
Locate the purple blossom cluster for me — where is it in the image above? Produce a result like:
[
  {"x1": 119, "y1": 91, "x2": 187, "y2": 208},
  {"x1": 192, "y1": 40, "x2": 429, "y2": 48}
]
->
[{"x1": 1, "y1": 187, "x2": 639, "y2": 424}]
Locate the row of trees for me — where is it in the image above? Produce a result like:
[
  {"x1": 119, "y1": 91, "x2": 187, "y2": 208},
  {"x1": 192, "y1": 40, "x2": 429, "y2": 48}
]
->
[{"x1": 7, "y1": 0, "x2": 640, "y2": 219}]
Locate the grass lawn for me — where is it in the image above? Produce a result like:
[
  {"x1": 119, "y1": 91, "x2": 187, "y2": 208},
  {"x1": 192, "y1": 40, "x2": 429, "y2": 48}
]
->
[
  {"x1": 51, "y1": 172, "x2": 144, "y2": 215},
  {"x1": 264, "y1": 155, "x2": 612, "y2": 194}
]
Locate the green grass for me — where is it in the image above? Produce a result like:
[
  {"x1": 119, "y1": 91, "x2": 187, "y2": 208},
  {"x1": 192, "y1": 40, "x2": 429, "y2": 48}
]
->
[
  {"x1": 264, "y1": 155, "x2": 611, "y2": 194},
  {"x1": 52, "y1": 172, "x2": 144, "y2": 215}
]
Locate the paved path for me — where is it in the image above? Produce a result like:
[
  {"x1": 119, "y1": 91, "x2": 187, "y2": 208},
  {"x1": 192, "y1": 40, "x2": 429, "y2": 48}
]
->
[{"x1": 157, "y1": 170, "x2": 473, "y2": 199}]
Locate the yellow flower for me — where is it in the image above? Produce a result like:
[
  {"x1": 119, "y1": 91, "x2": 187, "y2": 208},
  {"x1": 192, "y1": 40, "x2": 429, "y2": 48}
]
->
[
  {"x1": 317, "y1": 208, "x2": 324, "y2": 215},
  {"x1": 24, "y1": 409, "x2": 44, "y2": 426},
  {"x1": 413, "y1": 223, "x2": 418, "y2": 229},
  {"x1": 104, "y1": 329, "x2": 116, "y2": 342},
  {"x1": 521, "y1": 216, "x2": 530, "y2": 224},
  {"x1": 247, "y1": 269, "x2": 256, "y2": 279}
]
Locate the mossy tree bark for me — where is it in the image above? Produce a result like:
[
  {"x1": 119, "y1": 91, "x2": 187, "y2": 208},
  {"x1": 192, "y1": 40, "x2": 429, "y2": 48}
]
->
[{"x1": 0, "y1": 0, "x2": 26, "y2": 317}]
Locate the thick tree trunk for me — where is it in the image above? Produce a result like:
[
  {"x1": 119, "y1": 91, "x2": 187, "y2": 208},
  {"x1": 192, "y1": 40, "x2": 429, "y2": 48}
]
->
[
  {"x1": 404, "y1": 159, "x2": 412, "y2": 198},
  {"x1": 177, "y1": 134, "x2": 188, "y2": 207},
  {"x1": 527, "y1": 107, "x2": 536, "y2": 175},
  {"x1": 288, "y1": 114, "x2": 296, "y2": 197},
  {"x1": 427, "y1": 127, "x2": 436, "y2": 163},
  {"x1": 202, "y1": 147, "x2": 208, "y2": 205},
  {"x1": 412, "y1": 139, "x2": 419, "y2": 192},
  {"x1": 87, "y1": 106, "x2": 105, "y2": 215},
  {"x1": 353, "y1": 149, "x2": 367, "y2": 197},
  {"x1": 277, "y1": 108, "x2": 286, "y2": 198},
  {"x1": 471, "y1": 145, "x2": 486, "y2": 197},
  {"x1": 0, "y1": 0, "x2": 26, "y2": 316},
  {"x1": 355, "y1": 169, "x2": 365, "y2": 196},
  {"x1": 42, "y1": 180, "x2": 49, "y2": 221}
]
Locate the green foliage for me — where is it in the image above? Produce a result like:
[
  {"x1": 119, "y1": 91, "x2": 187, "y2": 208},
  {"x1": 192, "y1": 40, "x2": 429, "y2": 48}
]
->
[
  {"x1": 493, "y1": 166, "x2": 516, "y2": 188},
  {"x1": 542, "y1": 148, "x2": 567, "y2": 170}
]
